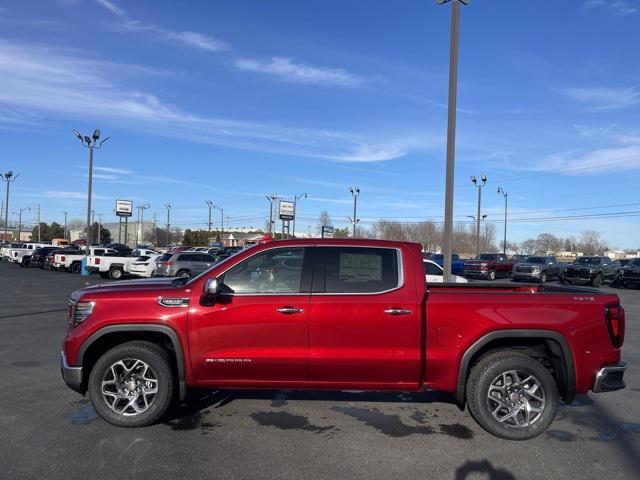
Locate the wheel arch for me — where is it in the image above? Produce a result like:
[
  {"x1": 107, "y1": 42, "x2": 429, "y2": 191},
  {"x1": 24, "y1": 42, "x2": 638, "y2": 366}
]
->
[
  {"x1": 77, "y1": 324, "x2": 187, "y2": 400},
  {"x1": 455, "y1": 329, "x2": 575, "y2": 405}
]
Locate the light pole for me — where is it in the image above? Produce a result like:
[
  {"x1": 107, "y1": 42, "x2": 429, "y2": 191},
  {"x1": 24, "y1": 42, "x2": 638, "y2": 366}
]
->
[
  {"x1": 36, "y1": 203, "x2": 41, "y2": 242},
  {"x1": 497, "y1": 187, "x2": 508, "y2": 254},
  {"x1": 72, "y1": 129, "x2": 109, "y2": 274},
  {"x1": 2, "y1": 171, "x2": 20, "y2": 239},
  {"x1": 437, "y1": 0, "x2": 468, "y2": 281},
  {"x1": 97, "y1": 213, "x2": 103, "y2": 244},
  {"x1": 292, "y1": 193, "x2": 307, "y2": 237},
  {"x1": 348, "y1": 186, "x2": 360, "y2": 238},
  {"x1": 164, "y1": 204, "x2": 171, "y2": 247},
  {"x1": 471, "y1": 174, "x2": 487, "y2": 255},
  {"x1": 214, "y1": 204, "x2": 224, "y2": 243},
  {"x1": 14, "y1": 206, "x2": 30, "y2": 241},
  {"x1": 266, "y1": 195, "x2": 278, "y2": 236},
  {"x1": 136, "y1": 203, "x2": 150, "y2": 245},
  {"x1": 63, "y1": 211, "x2": 68, "y2": 241},
  {"x1": 206, "y1": 200, "x2": 213, "y2": 238}
]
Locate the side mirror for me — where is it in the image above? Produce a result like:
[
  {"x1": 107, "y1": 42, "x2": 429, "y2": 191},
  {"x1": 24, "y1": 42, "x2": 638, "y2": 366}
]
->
[{"x1": 204, "y1": 277, "x2": 220, "y2": 296}]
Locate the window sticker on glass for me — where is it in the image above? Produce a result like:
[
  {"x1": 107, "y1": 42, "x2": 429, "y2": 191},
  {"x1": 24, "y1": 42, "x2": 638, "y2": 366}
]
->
[{"x1": 339, "y1": 253, "x2": 382, "y2": 282}]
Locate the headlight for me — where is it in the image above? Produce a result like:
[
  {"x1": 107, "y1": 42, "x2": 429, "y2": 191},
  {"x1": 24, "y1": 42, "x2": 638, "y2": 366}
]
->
[
  {"x1": 69, "y1": 300, "x2": 94, "y2": 329},
  {"x1": 532, "y1": 266, "x2": 541, "y2": 272},
  {"x1": 589, "y1": 268, "x2": 595, "y2": 274}
]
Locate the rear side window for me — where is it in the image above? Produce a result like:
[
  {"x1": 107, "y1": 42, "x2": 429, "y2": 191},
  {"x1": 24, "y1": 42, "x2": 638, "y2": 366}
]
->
[
  {"x1": 177, "y1": 254, "x2": 195, "y2": 262},
  {"x1": 158, "y1": 253, "x2": 172, "y2": 262},
  {"x1": 315, "y1": 247, "x2": 400, "y2": 294},
  {"x1": 424, "y1": 261, "x2": 442, "y2": 276}
]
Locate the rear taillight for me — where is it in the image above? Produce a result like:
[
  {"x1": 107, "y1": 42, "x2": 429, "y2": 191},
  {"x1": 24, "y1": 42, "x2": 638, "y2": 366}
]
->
[
  {"x1": 605, "y1": 305, "x2": 625, "y2": 348},
  {"x1": 95, "y1": 258, "x2": 100, "y2": 265},
  {"x1": 60, "y1": 256, "x2": 65, "y2": 262},
  {"x1": 165, "y1": 261, "x2": 173, "y2": 266}
]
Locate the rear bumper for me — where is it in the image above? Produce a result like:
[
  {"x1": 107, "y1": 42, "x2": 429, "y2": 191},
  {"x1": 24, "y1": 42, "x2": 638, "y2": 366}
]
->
[
  {"x1": 61, "y1": 351, "x2": 83, "y2": 394},
  {"x1": 593, "y1": 362, "x2": 627, "y2": 393}
]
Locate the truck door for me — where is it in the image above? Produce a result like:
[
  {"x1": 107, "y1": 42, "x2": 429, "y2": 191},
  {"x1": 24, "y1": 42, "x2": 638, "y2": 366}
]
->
[
  {"x1": 308, "y1": 246, "x2": 421, "y2": 388},
  {"x1": 189, "y1": 246, "x2": 310, "y2": 385}
]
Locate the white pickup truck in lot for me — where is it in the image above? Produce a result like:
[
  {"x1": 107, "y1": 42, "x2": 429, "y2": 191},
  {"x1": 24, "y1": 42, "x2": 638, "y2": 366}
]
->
[
  {"x1": 86, "y1": 248, "x2": 158, "y2": 279},
  {"x1": 52, "y1": 247, "x2": 103, "y2": 273},
  {"x1": 7, "y1": 243, "x2": 51, "y2": 266}
]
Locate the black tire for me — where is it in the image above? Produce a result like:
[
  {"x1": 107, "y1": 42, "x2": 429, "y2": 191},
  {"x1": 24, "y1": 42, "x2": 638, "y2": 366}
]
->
[
  {"x1": 70, "y1": 262, "x2": 81, "y2": 274},
  {"x1": 539, "y1": 272, "x2": 547, "y2": 284},
  {"x1": 20, "y1": 258, "x2": 29, "y2": 267},
  {"x1": 466, "y1": 351, "x2": 559, "y2": 440},
  {"x1": 488, "y1": 270, "x2": 496, "y2": 281},
  {"x1": 591, "y1": 274, "x2": 602, "y2": 288},
  {"x1": 109, "y1": 266, "x2": 124, "y2": 280},
  {"x1": 177, "y1": 270, "x2": 191, "y2": 278},
  {"x1": 88, "y1": 341, "x2": 174, "y2": 428}
]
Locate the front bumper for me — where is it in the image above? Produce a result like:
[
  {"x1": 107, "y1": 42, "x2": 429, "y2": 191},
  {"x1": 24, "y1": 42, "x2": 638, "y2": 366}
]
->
[
  {"x1": 464, "y1": 270, "x2": 492, "y2": 278},
  {"x1": 513, "y1": 271, "x2": 541, "y2": 280},
  {"x1": 593, "y1": 362, "x2": 627, "y2": 393},
  {"x1": 61, "y1": 351, "x2": 83, "y2": 394}
]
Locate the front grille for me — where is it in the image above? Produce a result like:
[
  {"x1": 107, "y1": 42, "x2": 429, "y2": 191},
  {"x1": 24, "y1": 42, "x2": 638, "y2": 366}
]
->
[
  {"x1": 465, "y1": 264, "x2": 483, "y2": 271},
  {"x1": 515, "y1": 266, "x2": 535, "y2": 273},
  {"x1": 565, "y1": 268, "x2": 590, "y2": 279}
]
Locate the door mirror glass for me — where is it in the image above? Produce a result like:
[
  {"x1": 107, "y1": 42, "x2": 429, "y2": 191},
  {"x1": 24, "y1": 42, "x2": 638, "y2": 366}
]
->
[{"x1": 204, "y1": 277, "x2": 220, "y2": 295}]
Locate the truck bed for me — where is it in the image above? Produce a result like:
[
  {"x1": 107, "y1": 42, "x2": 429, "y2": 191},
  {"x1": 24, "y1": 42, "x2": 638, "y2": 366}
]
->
[{"x1": 428, "y1": 282, "x2": 600, "y2": 295}]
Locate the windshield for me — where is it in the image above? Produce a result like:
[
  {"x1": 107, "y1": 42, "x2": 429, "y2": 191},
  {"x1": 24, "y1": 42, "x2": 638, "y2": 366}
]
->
[
  {"x1": 477, "y1": 254, "x2": 498, "y2": 261},
  {"x1": 525, "y1": 256, "x2": 546, "y2": 264},
  {"x1": 630, "y1": 259, "x2": 640, "y2": 267},
  {"x1": 575, "y1": 257, "x2": 600, "y2": 265}
]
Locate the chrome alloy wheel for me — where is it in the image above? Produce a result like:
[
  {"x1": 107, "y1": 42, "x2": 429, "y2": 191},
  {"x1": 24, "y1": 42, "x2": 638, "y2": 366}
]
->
[
  {"x1": 486, "y1": 370, "x2": 546, "y2": 428},
  {"x1": 101, "y1": 359, "x2": 158, "y2": 416}
]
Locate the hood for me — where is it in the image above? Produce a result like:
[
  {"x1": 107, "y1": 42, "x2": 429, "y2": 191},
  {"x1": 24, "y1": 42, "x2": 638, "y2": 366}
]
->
[{"x1": 72, "y1": 277, "x2": 180, "y2": 301}]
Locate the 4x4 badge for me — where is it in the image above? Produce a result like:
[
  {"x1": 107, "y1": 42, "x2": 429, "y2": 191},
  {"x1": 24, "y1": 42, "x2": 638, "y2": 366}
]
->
[{"x1": 573, "y1": 296, "x2": 595, "y2": 302}]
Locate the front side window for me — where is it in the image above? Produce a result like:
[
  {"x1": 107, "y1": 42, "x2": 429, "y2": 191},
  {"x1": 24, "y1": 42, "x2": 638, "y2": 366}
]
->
[
  {"x1": 222, "y1": 247, "x2": 305, "y2": 294},
  {"x1": 316, "y1": 247, "x2": 400, "y2": 294},
  {"x1": 424, "y1": 261, "x2": 442, "y2": 276}
]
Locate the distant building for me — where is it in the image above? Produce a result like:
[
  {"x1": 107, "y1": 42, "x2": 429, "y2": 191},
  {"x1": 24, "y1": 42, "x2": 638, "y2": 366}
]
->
[
  {"x1": 221, "y1": 232, "x2": 264, "y2": 247},
  {"x1": 605, "y1": 250, "x2": 626, "y2": 260}
]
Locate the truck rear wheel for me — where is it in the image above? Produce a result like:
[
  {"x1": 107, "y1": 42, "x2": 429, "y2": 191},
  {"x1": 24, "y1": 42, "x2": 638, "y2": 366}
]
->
[
  {"x1": 70, "y1": 262, "x2": 81, "y2": 274},
  {"x1": 109, "y1": 266, "x2": 124, "y2": 280},
  {"x1": 466, "y1": 351, "x2": 559, "y2": 440},
  {"x1": 88, "y1": 341, "x2": 174, "y2": 427},
  {"x1": 591, "y1": 274, "x2": 602, "y2": 288},
  {"x1": 488, "y1": 270, "x2": 496, "y2": 281}
]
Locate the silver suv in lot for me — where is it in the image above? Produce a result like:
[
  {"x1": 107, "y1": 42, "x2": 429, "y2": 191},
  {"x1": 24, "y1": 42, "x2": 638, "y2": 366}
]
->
[{"x1": 154, "y1": 252, "x2": 216, "y2": 278}]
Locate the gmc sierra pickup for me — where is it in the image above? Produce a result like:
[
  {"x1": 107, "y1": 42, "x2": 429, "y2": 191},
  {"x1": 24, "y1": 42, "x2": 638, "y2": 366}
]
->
[{"x1": 61, "y1": 239, "x2": 627, "y2": 440}]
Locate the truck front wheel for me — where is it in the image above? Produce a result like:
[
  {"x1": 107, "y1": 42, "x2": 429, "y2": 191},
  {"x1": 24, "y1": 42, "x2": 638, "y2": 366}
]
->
[
  {"x1": 109, "y1": 267, "x2": 124, "y2": 280},
  {"x1": 88, "y1": 341, "x2": 174, "y2": 427},
  {"x1": 466, "y1": 351, "x2": 559, "y2": 440},
  {"x1": 487, "y1": 270, "x2": 496, "y2": 281}
]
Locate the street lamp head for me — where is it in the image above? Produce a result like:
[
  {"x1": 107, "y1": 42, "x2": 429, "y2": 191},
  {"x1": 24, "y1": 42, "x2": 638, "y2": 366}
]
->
[
  {"x1": 482, "y1": 214, "x2": 487, "y2": 220},
  {"x1": 349, "y1": 187, "x2": 354, "y2": 194},
  {"x1": 355, "y1": 187, "x2": 360, "y2": 194},
  {"x1": 481, "y1": 174, "x2": 487, "y2": 184},
  {"x1": 73, "y1": 130, "x2": 83, "y2": 142},
  {"x1": 92, "y1": 129, "x2": 101, "y2": 141},
  {"x1": 470, "y1": 176, "x2": 477, "y2": 184},
  {"x1": 83, "y1": 135, "x2": 92, "y2": 145}
]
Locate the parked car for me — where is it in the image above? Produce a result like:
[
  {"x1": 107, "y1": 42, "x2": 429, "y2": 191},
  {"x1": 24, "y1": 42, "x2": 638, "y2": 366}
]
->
[
  {"x1": 29, "y1": 246, "x2": 62, "y2": 269},
  {"x1": 512, "y1": 256, "x2": 561, "y2": 283},
  {"x1": 562, "y1": 256, "x2": 616, "y2": 287},
  {"x1": 62, "y1": 238, "x2": 626, "y2": 439},
  {"x1": 154, "y1": 252, "x2": 216, "y2": 278},
  {"x1": 511, "y1": 254, "x2": 528, "y2": 264},
  {"x1": 423, "y1": 259, "x2": 467, "y2": 283},
  {"x1": 129, "y1": 254, "x2": 162, "y2": 278},
  {"x1": 52, "y1": 247, "x2": 101, "y2": 273},
  {"x1": 615, "y1": 258, "x2": 640, "y2": 288},
  {"x1": 430, "y1": 253, "x2": 465, "y2": 276},
  {"x1": 463, "y1": 253, "x2": 514, "y2": 280},
  {"x1": 87, "y1": 248, "x2": 158, "y2": 280}
]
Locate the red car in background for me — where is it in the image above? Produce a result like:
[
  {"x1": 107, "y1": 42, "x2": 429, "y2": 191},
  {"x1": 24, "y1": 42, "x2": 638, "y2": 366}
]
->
[{"x1": 464, "y1": 253, "x2": 515, "y2": 280}]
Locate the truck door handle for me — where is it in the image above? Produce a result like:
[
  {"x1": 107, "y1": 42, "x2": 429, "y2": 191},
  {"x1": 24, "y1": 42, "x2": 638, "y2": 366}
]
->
[
  {"x1": 384, "y1": 308, "x2": 412, "y2": 316},
  {"x1": 276, "y1": 306, "x2": 304, "y2": 314}
]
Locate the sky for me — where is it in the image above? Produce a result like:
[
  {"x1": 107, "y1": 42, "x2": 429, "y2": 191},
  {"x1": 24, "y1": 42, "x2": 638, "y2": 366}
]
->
[{"x1": 1, "y1": 0, "x2": 639, "y2": 247}]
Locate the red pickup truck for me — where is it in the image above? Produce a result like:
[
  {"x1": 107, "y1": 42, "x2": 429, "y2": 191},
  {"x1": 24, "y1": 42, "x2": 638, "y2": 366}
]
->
[
  {"x1": 61, "y1": 239, "x2": 627, "y2": 440},
  {"x1": 464, "y1": 253, "x2": 515, "y2": 280}
]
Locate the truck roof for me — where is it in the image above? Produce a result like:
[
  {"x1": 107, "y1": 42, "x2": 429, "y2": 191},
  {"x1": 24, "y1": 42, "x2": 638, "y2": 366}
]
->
[{"x1": 261, "y1": 238, "x2": 423, "y2": 250}]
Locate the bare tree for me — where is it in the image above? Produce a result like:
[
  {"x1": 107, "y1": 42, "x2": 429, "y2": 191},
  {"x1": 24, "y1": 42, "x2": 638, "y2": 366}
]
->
[
  {"x1": 536, "y1": 233, "x2": 563, "y2": 254},
  {"x1": 578, "y1": 230, "x2": 607, "y2": 255},
  {"x1": 317, "y1": 210, "x2": 332, "y2": 234}
]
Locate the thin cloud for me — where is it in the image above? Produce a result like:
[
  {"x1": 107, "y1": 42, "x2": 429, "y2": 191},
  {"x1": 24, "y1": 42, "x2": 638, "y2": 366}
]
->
[
  {"x1": 234, "y1": 57, "x2": 376, "y2": 87},
  {"x1": 584, "y1": 0, "x2": 638, "y2": 15},
  {"x1": 561, "y1": 86, "x2": 640, "y2": 109},
  {"x1": 40, "y1": 190, "x2": 110, "y2": 200},
  {"x1": 0, "y1": 39, "x2": 434, "y2": 163},
  {"x1": 95, "y1": 0, "x2": 230, "y2": 52}
]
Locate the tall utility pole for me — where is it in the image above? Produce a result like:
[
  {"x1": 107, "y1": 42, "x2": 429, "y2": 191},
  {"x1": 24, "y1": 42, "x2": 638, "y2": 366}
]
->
[
  {"x1": 36, "y1": 203, "x2": 41, "y2": 242},
  {"x1": 471, "y1": 175, "x2": 487, "y2": 255},
  {"x1": 348, "y1": 186, "x2": 360, "y2": 238},
  {"x1": 2, "y1": 171, "x2": 20, "y2": 239},
  {"x1": 214, "y1": 204, "x2": 224, "y2": 242},
  {"x1": 15, "y1": 206, "x2": 30, "y2": 241},
  {"x1": 97, "y1": 213, "x2": 103, "y2": 244},
  {"x1": 153, "y1": 213, "x2": 158, "y2": 246},
  {"x1": 206, "y1": 200, "x2": 213, "y2": 238},
  {"x1": 497, "y1": 187, "x2": 508, "y2": 254},
  {"x1": 292, "y1": 193, "x2": 307, "y2": 237},
  {"x1": 72, "y1": 129, "x2": 109, "y2": 274},
  {"x1": 164, "y1": 204, "x2": 171, "y2": 247},
  {"x1": 63, "y1": 211, "x2": 68, "y2": 241},
  {"x1": 136, "y1": 203, "x2": 150, "y2": 245},
  {"x1": 437, "y1": 0, "x2": 468, "y2": 281},
  {"x1": 266, "y1": 195, "x2": 278, "y2": 236}
]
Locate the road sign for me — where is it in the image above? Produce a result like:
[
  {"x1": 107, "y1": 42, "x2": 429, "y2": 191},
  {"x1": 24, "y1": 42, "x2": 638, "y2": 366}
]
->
[
  {"x1": 279, "y1": 200, "x2": 295, "y2": 220},
  {"x1": 115, "y1": 199, "x2": 133, "y2": 217},
  {"x1": 321, "y1": 226, "x2": 334, "y2": 238}
]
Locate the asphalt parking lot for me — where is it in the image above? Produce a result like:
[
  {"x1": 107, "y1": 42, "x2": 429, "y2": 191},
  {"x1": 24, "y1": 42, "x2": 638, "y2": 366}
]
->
[{"x1": 1, "y1": 261, "x2": 638, "y2": 480}]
